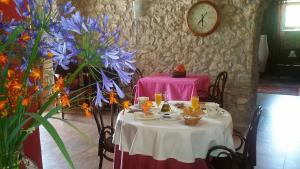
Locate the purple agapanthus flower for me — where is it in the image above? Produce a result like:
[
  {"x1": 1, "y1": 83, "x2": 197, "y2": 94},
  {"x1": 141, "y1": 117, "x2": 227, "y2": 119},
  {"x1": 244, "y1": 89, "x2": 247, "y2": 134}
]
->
[
  {"x1": 112, "y1": 81, "x2": 125, "y2": 98},
  {"x1": 95, "y1": 82, "x2": 108, "y2": 108},
  {"x1": 19, "y1": 57, "x2": 29, "y2": 71},
  {"x1": 63, "y1": 1, "x2": 75, "y2": 15},
  {"x1": 87, "y1": 17, "x2": 100, "y2": 32},
  {"x1": 50, "y1": 42, "x2": 78, "y2": 70},
  {"x1": 61, "y1": 11, "x2": 87, "y2": 34},
  {"x1": 100, "y1": 70, "x2": 113, "y2": 92},
  {"x1": 13, "y1": 0, "x2": 137, "y2": 105},
  {"x1": 100, "y1": 44, "x2": 135, "y2": 85},
  {"x1": 14, "y1": 0, "x2": 30, "y2": 17}
]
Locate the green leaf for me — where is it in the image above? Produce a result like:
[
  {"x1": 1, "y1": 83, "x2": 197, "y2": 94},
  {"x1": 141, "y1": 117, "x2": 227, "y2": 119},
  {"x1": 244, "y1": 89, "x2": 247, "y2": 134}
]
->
[
  {"x1": 0, "y1": 26, "x2": 24, "y2": 52},
  {"x1": 37, "y1": 92, "x2": 59, "y2": 115},
  {"x1": 43, "y1": 105, "x2": 62, "y2": 119},
  {"x1": 0, "y1": 64, "x2": 8, "y2": 93},
  {"x1": 26, "y1": 113, "x2": 76, "y2": 169},
  {"x1": 27, "y1": 105, "x2": 62, "y2": 130},
  {"x1": 22, "y1": 30, "x2": 44, "y2": 84},
  {"x1": 7, "y1": 118, "x2": 31, "y2": 144}
]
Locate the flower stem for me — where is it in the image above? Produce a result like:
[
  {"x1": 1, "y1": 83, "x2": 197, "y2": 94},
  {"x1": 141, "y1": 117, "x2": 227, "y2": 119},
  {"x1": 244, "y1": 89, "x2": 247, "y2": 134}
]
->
[
  {"x1": 66, "y1": 63, "x2": 87, "y2": 86},
  {"x1": 22, "y1": 29, "x2": 44, "y2": 84}
]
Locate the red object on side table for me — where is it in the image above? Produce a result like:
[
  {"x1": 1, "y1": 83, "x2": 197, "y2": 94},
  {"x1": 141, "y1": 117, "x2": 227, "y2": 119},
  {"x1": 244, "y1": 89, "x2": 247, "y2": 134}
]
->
[{"x1": 0, "y1": 2, "x2": 43, "y2": 169}]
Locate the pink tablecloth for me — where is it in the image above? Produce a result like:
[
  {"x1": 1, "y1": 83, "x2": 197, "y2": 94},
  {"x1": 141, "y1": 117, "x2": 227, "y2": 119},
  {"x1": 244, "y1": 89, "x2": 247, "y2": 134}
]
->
[
  {"x1": 135, "y1": 74, "x2": 210, "y2": 102},
  {"x1": 113, "y1": 145, "x2": 208, "y2": 169}
]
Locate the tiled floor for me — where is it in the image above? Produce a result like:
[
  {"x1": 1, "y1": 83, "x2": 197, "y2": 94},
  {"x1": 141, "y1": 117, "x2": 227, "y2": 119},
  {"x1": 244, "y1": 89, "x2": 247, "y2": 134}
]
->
[
  {"x1": 41, "y1": 93, "x2": 300, "y2": 169},
  {"x1": 256, "y1": 93, "x2": 300, "y2": 169}
]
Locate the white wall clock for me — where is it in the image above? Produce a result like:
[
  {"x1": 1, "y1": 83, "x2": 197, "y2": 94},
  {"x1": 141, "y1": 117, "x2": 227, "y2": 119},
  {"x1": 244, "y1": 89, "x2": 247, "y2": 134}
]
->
[{"x1": 187, "y1": 1, "x2": 220, "y2": 36}]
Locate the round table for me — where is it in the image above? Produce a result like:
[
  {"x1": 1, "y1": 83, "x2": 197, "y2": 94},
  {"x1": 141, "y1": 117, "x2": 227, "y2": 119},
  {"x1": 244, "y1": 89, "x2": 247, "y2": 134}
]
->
[{"x1": 113, "y1": 101, "x2": 235, "y2": 169}]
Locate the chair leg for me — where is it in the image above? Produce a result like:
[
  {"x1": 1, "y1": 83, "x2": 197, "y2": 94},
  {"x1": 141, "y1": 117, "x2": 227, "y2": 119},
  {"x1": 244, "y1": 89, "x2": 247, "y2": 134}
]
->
[
  {"x1": 61, "y1": 109, "x2": 64, "y2": 119},
  {"x1": 98, "y1": 137, "x2": 104, "y2": 169},
  {"x1": 99, "y1": 153, "x2": 104, "y2": 169}
]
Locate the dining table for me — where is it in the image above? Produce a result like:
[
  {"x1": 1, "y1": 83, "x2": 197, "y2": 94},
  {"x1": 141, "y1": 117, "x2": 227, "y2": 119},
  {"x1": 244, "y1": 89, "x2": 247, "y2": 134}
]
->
[
  {"x1": 113, "y1": 101, "x2": 235, "y2": 169},
  {"x1": 134, "y1": 73, "x2": 210, "y2": 103}
]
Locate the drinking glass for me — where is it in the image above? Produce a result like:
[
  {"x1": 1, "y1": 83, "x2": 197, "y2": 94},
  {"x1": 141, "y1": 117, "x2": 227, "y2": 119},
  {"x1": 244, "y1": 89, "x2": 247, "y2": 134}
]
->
[
  {"x1": 163, "y1": 91, "x2": 169, "y2": 103},
  {"x1": 155, "y1": 93, "x2": 162, "y2": 107},
  {"x1": 191, "y1": 96, "x2": 200, "y2": 110}
]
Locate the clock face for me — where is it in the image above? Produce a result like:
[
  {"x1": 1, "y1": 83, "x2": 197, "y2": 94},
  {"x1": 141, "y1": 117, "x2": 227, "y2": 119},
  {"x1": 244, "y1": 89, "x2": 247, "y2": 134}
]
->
[{"x1": 187, "y1": 1, "x2": 219, "y2": 36}]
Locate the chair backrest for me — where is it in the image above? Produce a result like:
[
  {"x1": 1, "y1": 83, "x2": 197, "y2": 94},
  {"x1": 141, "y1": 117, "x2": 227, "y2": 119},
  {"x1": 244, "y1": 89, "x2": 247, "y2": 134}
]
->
[
  {"x1": 242, "y1": 106, "x2": 262, "y2": 169},
  {"x1": 208, "y1": 71, "x2": 228, "y2": 107},
  {"x1": 91, "y1": 103, "x2": 119, "y2": 135},
  {"x1": 129, "y1": 68, "x2": 143, "y2": 102}
]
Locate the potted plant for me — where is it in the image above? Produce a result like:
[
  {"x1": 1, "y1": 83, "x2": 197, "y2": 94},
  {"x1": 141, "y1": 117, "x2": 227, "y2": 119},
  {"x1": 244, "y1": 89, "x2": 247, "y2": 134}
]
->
[{"x1": 0, "y1": 0, "x2": 135, "y2": 168}]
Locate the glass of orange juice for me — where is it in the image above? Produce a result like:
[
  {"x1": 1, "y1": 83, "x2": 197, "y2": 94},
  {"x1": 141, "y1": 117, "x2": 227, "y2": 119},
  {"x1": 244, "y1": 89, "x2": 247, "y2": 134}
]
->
[
  {"x1": 155, "y1": 92, "x2": 162, "y2": 107},
  {"x1": 191, "y1": 96, "x2": 200, "y2": 110}
]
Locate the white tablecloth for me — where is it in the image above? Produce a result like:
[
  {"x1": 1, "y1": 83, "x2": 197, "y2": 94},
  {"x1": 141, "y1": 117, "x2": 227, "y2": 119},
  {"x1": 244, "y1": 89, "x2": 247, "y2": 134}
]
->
[{"x1": 113, "y1": 101, "x2": 235, "y2": 163}]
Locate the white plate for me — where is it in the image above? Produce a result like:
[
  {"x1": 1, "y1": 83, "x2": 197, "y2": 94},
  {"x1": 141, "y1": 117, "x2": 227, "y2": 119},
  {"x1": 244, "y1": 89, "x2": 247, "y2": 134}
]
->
[
  {"x1": 134, "y1": 112, "x2": 160, "y2": 120},
  {"x1": 132, "y1": 104, "x2": 141, "y2": 109},
  {"x1": 202, "y1": 102, "x2": 219, "y2": 108},
  {"x1": 160, "y1": 113, "x2": 181, "y2": 121}
]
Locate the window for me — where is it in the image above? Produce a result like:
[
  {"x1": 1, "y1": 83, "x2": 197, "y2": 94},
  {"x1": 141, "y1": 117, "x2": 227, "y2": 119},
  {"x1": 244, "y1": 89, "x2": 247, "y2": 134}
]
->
[{"x1": 283, "y1": 0, "x2": 300, "y2": 31}]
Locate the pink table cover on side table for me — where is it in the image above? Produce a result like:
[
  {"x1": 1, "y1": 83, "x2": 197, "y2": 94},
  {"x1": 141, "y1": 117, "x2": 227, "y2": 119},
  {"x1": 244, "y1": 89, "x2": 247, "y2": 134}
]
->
[{"x1": 135, "y1": 73, "x2": 210, "y2": 102}]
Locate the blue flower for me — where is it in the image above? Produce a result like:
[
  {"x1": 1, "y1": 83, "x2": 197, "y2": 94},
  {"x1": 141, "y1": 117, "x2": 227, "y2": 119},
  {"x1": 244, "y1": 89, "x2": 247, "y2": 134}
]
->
[
  {"x1": 14, "y1": 0, "x2": 29, "y2": 17},
  {"x1": 103, "y1": 15, "x2": 109, "y2": 30},
  {"x1": 95, "y1": 82, "x2": 108, "y2": 107},
  {"x1": 63, "y1": 87, "x2": 70, "y2": 95},
  {"x1": 0, "y1": 19, "x2": 20, "y2": 33},
  {"x1": 87, "y1": 17, "x2": 100, "y2": 31},
  {"x1": 61, "y1": 11, "x2": 87, "y2": 34},
  {"x1": 50, "y1": 42, "x2": 77, "y2": 70},
  {"x1": 112, "y1": 81, "x2": 125, "y2": 98},
  {"x1": 100, "y1": 69, "x2": 113, "y2": 92},
  {"x1": 100, "y1": 43, "x2": 135, "y2": 85},
  {"x1": 63, "y1": 1, "x2": 75, "y2": 15},
  {"x1": 19, "y1": 57, "x2": 29, "y2": 71}
]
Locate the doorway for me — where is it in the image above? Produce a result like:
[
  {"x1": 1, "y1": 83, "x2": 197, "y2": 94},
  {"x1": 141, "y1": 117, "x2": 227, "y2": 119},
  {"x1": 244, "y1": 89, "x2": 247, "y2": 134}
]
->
[{"x1": 258, "y1": 0, "x2": 300, "y2": 96}]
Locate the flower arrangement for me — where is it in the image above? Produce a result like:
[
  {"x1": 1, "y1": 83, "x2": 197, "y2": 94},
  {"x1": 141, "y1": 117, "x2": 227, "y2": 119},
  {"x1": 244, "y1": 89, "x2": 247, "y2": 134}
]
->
[{"x1": 0, "y1": 0, "x2": 135, "y2": 168}]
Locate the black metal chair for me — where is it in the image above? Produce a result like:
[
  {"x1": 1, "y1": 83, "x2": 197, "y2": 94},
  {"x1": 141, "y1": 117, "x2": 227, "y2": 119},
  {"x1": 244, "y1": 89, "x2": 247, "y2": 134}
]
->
[
  {"x1": 91, "y1": 102, "x2": 119, "y2": 169},
  {"x1": 130, "y1": 68, "x2": 143, "y2": 101},
  {"x1": 207, "y1": 71, "x2": 228, "y2": 108},
  {"x1": 206, "y1": 106, "x2": 262, "y2": 169},
  {"x1": 120, "y1": 68, "x2": 143, "y2": 103}
]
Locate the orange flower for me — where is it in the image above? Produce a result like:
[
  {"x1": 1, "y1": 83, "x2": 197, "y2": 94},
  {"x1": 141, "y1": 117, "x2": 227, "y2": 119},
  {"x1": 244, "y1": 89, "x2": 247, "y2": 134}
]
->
[
  {"x1": 47, "y1": 52, "x2": 54, "y2": 58},
  {"x1": 7, "y1": 69, "x2": 14, "y2": 78},
  {"x1": 1, "y1": 110, "x2": 8, "y2": 117},
  {"x1": 81, "y1": 103, "x2": 92, "y2": 117},
  {"x1": 109, "y1": 90, "x2": 118, "y2": 104},
  {"x1": 7, "y1": 80, "x2": 22, "y2": 91},
  {"x1": 142, "y1": 101, "x2": 152, "y2": 113},
  {"x1": 0, "y1": 53, "x2": 7, "y2": 67},
  {"x1": 122, "y1": 100, "x2": 131, "y2": 110},
  {"x1": 30, "y1": 68, "x2": 42, "y2": 82},
  {"x1": 0, "y1": 100, "x2": 7, "y2": 110},
  {"x1": 20, "y1": 32, "x2": 30, "y2": 42},
  {"x1": 22, "y1": 97, "x2": 30, "y2": 106},
  {"x1": 54, "y1": 77, "x2": 65, "y2": 92},
  {"x1": 61, "y1": 94, "x2": 70, "y2": 107},
  {"x1": 42, "y1": 81, "x2": 48, "y2": 88},
  {"x1": 0, "y1": 0, "x2": 10, "y2": 5},
  {"x1": 33, "y1": 85, "x2": 40, "y2": 91}
]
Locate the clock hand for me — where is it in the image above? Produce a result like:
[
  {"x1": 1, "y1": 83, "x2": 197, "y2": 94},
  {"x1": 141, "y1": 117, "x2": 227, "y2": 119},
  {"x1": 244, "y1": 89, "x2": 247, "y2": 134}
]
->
[
  {"x1": 201, "y1": 12, "x2": 208, "y2": 28},
  {"x1": 197, "y1": 12, "x2": 208, "y2": 25},
  {"x1": 197, "y1": 16, "x2": 204, "y2": 25}
]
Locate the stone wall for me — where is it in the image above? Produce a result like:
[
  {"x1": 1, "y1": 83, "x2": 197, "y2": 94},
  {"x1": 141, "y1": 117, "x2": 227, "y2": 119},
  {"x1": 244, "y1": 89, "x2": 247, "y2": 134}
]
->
[{"x1": 59, "y1": 0, "x2": 270, "y2": 130}]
